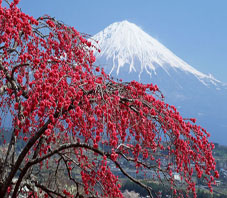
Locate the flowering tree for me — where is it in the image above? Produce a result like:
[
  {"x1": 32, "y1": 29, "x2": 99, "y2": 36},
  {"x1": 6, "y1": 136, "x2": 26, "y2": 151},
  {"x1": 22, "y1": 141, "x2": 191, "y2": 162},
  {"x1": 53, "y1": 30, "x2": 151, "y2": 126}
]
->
[{"x1": 0, "y1": 0, "x2": 219, "y2": 197}]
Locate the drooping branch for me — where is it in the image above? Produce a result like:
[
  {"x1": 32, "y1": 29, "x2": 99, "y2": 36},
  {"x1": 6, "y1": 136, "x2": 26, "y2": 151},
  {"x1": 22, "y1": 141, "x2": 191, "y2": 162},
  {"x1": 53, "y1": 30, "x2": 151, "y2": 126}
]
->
[
  {"x1": 0, "y1": 119, "x2": 51, "y2": 196},
  {"x1": 34, "y1": 182, "x2": 65, "y2": 198},
  {"x1": 12, "y1": 142, "x2": 159, "y2": 198},
  {"x1": 0, "y1": 2, "x2": 219, "y2": 198}
]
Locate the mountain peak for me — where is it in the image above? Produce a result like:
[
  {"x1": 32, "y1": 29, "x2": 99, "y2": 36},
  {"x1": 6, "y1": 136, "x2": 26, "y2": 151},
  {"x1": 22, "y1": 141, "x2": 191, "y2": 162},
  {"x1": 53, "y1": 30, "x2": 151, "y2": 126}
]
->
[
  {"x1": 113, "y1": 20, "x2": 132, "y2": 26},
  {"x1": 92, "y1": 21, "x2": 220, "y2": 85},
  {"x1": 106, "y1": 20, "x2": 140, "y2": 31}
]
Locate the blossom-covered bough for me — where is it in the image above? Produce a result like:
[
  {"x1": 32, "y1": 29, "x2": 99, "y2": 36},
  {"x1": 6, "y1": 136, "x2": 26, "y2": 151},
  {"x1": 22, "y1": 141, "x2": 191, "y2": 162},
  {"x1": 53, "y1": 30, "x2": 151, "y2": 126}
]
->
[{"x1": 0, "y1": 0, "x2": 219, "y2": 197}]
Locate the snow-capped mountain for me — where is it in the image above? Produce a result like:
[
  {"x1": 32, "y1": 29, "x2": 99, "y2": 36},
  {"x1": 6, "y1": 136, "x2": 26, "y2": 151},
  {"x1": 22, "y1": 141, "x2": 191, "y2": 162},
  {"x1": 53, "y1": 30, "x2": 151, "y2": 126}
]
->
[{"x1": 92, "y1": 20, "x2": 227, "y2": 145}]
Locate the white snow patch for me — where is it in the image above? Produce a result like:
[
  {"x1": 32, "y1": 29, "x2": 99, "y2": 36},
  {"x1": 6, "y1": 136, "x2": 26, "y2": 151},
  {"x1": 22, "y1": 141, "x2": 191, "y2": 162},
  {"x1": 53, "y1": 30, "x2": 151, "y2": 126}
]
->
[{"x1": 92, "y1": 20, "x2": 220, "y2": 85}]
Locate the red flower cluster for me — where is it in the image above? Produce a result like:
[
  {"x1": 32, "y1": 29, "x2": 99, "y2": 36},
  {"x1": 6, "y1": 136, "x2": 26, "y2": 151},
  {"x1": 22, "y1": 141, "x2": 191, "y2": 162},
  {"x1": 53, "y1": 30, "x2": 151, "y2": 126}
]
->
[{"x1": 0, "y1": 1, "x2": 218, "y2": 198}]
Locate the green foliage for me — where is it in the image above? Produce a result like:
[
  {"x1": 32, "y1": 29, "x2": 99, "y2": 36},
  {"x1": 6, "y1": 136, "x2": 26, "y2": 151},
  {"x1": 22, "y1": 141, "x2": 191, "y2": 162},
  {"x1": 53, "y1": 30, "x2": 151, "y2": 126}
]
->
[
  {"x1": 121, "y1": 180, "x2": 227, "y2": 198},
  {"x1": 213, "y1": 143, "x2": 227, "y2": 159}
]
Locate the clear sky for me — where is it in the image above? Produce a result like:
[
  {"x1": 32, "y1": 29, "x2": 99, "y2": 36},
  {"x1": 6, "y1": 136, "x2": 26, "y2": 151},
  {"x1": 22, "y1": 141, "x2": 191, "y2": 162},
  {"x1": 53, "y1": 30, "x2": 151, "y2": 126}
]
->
[{"x1": 17, "y1": 0, "x2": 227, "y2": 83}]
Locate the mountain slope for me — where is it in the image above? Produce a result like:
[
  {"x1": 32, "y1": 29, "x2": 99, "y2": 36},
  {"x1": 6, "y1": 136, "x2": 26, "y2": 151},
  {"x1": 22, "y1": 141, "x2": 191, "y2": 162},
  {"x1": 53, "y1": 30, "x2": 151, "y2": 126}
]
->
[
  {"x1": 92, "y1": 20, "x2": 227, "y2": 145},
  {"x1": 93, "y1": 20, "x2": 222, "y2": 87}
]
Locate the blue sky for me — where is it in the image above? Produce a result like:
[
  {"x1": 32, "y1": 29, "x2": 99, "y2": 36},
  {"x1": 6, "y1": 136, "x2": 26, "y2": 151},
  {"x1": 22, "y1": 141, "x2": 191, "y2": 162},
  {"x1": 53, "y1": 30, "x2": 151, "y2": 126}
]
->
[{"x1": 17, "y1": 0, "x2": 227, "y2": 83}]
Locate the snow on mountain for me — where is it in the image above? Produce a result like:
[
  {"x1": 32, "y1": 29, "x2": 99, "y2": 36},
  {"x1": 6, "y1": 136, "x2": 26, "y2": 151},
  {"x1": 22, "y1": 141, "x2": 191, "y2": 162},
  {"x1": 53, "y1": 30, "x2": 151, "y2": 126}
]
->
[
  {"x1": 91, "y1": 20, "x2": 227, "y2": 145},
  {"x1": 92, "y1": 20, "x2": 221, "y2": 87}
]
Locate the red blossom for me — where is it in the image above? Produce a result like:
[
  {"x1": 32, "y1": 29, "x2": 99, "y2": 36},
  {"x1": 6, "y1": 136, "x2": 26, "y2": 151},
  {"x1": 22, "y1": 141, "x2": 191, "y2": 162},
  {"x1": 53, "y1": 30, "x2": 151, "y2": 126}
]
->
[{"x1": 0, "y1": 1, "x2": 219, "y2": 198}]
